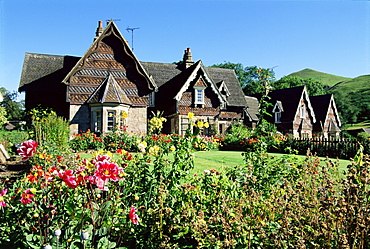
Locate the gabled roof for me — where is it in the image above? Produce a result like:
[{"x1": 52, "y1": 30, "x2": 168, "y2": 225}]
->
[
  {"x1": 174, "y1": 61, "x2": 225, "y2": 103},
  {"x1": 19, "y1": 53, "x2": 79, "y2": 91},
  {"x1": 141, "y1": 61, "x2": 247, "y2": 107},
  {"x1": 310, "y1": 94, "x2": 341, "y2": 127},
  {"x1": 62, "y1": 21, "x2": 156, "y2": 91},
  {"x1": 205, "y1": 67, "x2": 246, "y2": 107},
  {"x1": 268, "y1": 86, "x2": 316, "y2": 123},
  {"x1": 217, "y1": 80, "x2": 231, "y2": 97},
  {"x1": 244, "y1": 96, "x2": 259, "y2": 122},
  {"x1": 87, "y1": 73, "x2": 131, "y2": 104},
  {"x1": 272, "y1": 100, "x2": 284, "y2": 112}
]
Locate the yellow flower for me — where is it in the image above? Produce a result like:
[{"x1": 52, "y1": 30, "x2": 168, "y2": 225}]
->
[
  {"x1": 197, "y1": 121, "x2": 204, "y2": 128},
  {"x1": 149, "y1": 145, "x2": 160, "y2": 156},
  {"x1": 187, "y1": 112, "x2": 194, "y2": 119},
  {"x1": 29, "y1": 188, "x2": 37, "y2": 194},
  {"x1": 170, "y1": 145, "x2": 176, "y2": 152},
  {"x1": 204, "y1": 122, "x2": 209, "y2": 128},
  {"x1": 121, "y1": 111, "x2": 128, "y2": 118}
]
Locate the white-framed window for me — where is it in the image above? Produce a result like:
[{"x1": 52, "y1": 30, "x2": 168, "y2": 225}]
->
[
  {"x1": 107, "y1": 110, "x2": 116, "y2": 131},
  {"x1": 90, "y1": 105, "x2": 129, "y2": 133},
  {"x1": 194, "y1": 87, "x2": 205, "y2": 105},
  {"x1": 275, "y1": 112, "x2": 281, "y2": 123}
]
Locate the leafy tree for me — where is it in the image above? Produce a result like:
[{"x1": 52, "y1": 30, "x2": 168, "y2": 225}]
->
[
  {"x1": 274, "y1": 76, "x2": 327, "y2": 96},
  {"x1": 0, "y1": 87, "x2": 25, "y2": 121},
  {"x1": 210, "y1": 62, "x2": 275, "y2": 95}
]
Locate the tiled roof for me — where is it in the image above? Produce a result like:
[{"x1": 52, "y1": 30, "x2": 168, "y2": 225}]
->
[
  {"x1": 19, "y1": 53, "x2": 79, "y2": 91},
  {"x1": 205, "y1": 67, "x2": 246, "y2": 107},
  {"x1": 219, "y1": 111, "x2": 242, "y2": 119},
  {"x1": 87, "y1": 74, "x2": 131, "y2": 104},
  {"x1": 141, "y1": 61, "x2": 246, "y2": 108},
  {"x1": 245, "y1": 96, "x2": 259, "y2": 121}
]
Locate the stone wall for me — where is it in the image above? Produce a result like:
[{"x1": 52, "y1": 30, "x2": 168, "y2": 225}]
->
[
  {"x1": 69, "y1": 104, "x2": 91, "y2": 137},
  {"x1": 126, "y1": 107, "x2": 147, "y2": 135}
]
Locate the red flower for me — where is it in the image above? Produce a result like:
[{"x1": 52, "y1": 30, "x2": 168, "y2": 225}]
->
[
  {"x1": 20, "y1": 188, "x2": 36, "y2": 205},
  {"x1": 94, "y1": 161, "x2": 123, "y2": 182},
  {"x1": 0, "y1": 188, "x2": 8, "y2": 207},
  {"x1": 129, "y1": 206, "x2": 139, "y2": 225},
  {"x1": 17, "y1": 140, "x2": 38, "y2": 160},
  {"x1": 58, "y1": 170, "x2": 78, "y2": 189}
]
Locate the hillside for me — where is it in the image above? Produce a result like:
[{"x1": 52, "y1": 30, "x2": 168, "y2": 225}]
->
[
  {"x1": 329, "y1": 74, "x2": 370, "y2": 124},
  {"x1": 330, "y1": 74, "x2": 370, "y2": 93},
  {"x1": 289, "y1": 68, "x2": 351, "y2": 86}
]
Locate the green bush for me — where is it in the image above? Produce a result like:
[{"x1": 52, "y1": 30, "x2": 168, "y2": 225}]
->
[
  {"x1": 0, "y1": 130, "x2": 29, "y2": 154},
  {"x1": 3, "y1": 130, "x2": 370, "y2": 248}
]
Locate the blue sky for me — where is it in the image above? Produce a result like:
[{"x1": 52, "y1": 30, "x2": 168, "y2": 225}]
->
[{"x1": 1, "y1": 0, "x2": 369, "y2": 96}]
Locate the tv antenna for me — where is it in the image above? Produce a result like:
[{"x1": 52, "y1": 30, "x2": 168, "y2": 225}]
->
[{"x1": 126, "y1": 27, "x2": 140, "y2": 51}]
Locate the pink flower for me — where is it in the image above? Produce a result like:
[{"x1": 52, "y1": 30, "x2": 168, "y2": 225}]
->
[
  {"x1": 58, "y1": 170, "x2": 78, "y2": 189},
  {"x1": 0, "y1": 189, "x2": 8, "y2": 207},
  {"x1": 94, "y1": 161, "x2": 123, "y2": 182},
  {"x1": 17, "y1": 140, "x2": 38, "y2": 160},
  {"x1": 95, "y1": 154, "x2": 111, "y2": 162},
  {"x1": 20, "y1": 188, "x2": 36, "y2": 205},
  {"x1": 129, "y1": 206, "x2": 139, "y2": 225}
]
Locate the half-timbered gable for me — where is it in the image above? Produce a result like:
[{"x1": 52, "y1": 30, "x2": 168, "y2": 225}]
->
[{"x1": 310, "y1": 94, "x2": 341, "y2": 138}]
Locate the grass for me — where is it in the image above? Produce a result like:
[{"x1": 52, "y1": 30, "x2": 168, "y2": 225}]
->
[
  {"x1": 193, "y1": 150, "x2": 351, "y2": 175},
  {"x1": 289, "y1": 68, "x2": 351, "y2": 86},
  {"x1": 80, "y1": 150, "x2": 352, "y2": 176}
]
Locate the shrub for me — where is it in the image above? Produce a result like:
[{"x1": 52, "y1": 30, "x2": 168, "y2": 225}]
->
[
  {"x1": 221, "y1": 122, "x2": 253, "y2": 150},
  {"x1": 70, "y1": 129, "x2": 105, "y2": 152},
  {"x1": 0, "y1": 130, "x2": 29, "y2": 154},
  {"x1": 30, "y1": 107, "x2": 69, "y2": 150}
]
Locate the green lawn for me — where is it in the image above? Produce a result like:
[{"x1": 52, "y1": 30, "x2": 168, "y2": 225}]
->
[
  {"x1": 193, "y1": 151, "x2": 351, "y2": 174},
  {"x1": 81, "y1": 150, "x2": 352, "y2": 175}
]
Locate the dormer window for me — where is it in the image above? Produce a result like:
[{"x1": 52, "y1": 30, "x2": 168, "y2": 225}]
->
[
  {"x1": 272, "y1": 101, "x2": 283, "y2": 123},
  {"x1": 194, "y1": 87, "x2": 205, "y2": 105}
]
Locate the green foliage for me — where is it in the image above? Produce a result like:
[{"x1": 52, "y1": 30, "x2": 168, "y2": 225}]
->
[
  {"x1": 0, "y1": 87, "x2": 25, "y2": 121},
  {"x1": 70, "y1": 129, "x2": 105, "y2": 152},
  {"x1": 29, "y1": 107, "x2": 69, "y2": 151},
  {"x1": 0, "y1": 130, "x2": 29, "y2": 154},
  {"x1": 221, "y1": 122, "x2": 253, "y2": 150},
  {"x1": 274, "y1": 75, "x2": 327, "y2": 96},
  {"x1": 210, "y1": 62, "x2": 275, "y2": 95},
  {"x1": 3, "y1": 131, "x2": 370, "y2": 248},
  {"x1": 329, "y1": 75, "x2": 370, "y2": 124},
  {"x1": 0, "y1": 106, "x2": 7, "y2": 126}
]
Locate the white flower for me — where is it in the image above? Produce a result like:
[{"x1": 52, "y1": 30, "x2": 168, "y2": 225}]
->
[
  {"x1": 204, "y1": 169, "x2": 211, "y2": 175},
  {"x1": 42, "y1": 244, "x2": 52, "y2": 249},
  {"x1": 53, "y1": 229, "x2": 61, "y2": 236},
  {"x1": 80, "y1": 230, "x2": 89, "y2": 240}
]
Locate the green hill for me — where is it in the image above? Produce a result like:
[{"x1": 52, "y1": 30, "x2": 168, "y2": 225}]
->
[
  {"x1": 330, "y1": 74, "x2": 370, "y2": 93},
  {"x1": 289, "y1": 68, "x2": 351, "y2": 86},
  {"x1": 329, "y1": 74, "x2": 370, "y2": 124}
]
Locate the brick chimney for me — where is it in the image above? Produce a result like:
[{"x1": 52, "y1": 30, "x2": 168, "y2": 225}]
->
[
  {"x1": 182, "y1": 48, "x2": 194, "y2": 69},
  {"x1": 94, "y1": 21, "x2": 104, "y2": 41}
]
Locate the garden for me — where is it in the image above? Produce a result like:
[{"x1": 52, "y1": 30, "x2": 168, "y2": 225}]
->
[{"x1": 0, "y1": 109, "x2": 370, "y2": 248}]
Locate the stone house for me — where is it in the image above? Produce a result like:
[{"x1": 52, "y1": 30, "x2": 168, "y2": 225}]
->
[
  {"x1": 266, "y1": 86, "x2": 317, "y2": 138},
  {"x1": 19, "y1": 21, "x2": 249, "y2": 137},
  {"x1": 310, "y1": 94, "x2": 341, "y2": 138}
]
